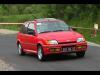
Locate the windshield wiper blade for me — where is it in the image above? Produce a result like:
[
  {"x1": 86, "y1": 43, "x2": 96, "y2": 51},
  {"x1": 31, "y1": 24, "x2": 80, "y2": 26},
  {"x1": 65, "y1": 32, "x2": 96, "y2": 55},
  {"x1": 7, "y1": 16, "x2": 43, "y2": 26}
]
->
[
  {"x1": 39, "y1": 31, "x2": 52, "y2": 33},
  {"x1": 53, "y1": 30, "x2": 66, "y2": 32}
]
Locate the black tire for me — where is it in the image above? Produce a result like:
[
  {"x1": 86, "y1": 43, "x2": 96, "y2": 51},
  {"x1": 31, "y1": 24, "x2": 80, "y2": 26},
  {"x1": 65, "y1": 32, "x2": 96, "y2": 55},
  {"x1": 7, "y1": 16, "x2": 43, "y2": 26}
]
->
[
  {"x1": 76, "y1": 51, "x2": 85, "y2": 57},
  {"x1": 37, "y1": 45, "x2": 45, "y2": 61},
  {"x1": 18, "y1": 43, "x2": 25, "y2": 55}
]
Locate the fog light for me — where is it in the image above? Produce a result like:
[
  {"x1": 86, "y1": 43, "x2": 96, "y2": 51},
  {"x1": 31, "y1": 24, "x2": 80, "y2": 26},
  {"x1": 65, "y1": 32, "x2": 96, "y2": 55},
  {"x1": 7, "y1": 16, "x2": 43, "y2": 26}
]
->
[
  {"x1": 78, "y1": 46, "x2": 82, "y2": 49},
  {"x1": 50, "y1": 48, "x2": 60, "y2": 52},
  {"x1": 56, "y1": 48, "x2": 60, "y2": 51},
  {"x1": 50, "y1": 48, "x2": 55, "y2": 52}
]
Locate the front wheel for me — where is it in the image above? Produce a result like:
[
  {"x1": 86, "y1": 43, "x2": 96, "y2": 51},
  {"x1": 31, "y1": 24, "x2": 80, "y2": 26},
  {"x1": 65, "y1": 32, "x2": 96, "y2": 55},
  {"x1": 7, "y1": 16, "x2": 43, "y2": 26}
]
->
[
  {"x1": 37, "y1": 45, "x2": 45, "y2": 61},
  {"x1": 76, "y1": 51, "x2": 85, "y2": 57},
  {"x1": 18, "y1": 43, "x2": 25, "y2": 55}
]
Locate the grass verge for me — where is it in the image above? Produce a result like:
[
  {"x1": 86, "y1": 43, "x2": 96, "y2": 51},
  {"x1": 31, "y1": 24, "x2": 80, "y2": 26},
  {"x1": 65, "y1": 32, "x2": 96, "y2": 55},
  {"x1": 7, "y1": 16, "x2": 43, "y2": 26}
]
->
[{"x1": 0, "y1": 14, "x2": 100, "y2": 44}]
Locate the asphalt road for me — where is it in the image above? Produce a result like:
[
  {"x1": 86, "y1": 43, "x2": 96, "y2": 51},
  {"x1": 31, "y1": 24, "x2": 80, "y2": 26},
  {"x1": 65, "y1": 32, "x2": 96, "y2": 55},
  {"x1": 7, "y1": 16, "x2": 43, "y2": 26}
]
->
[{"x1": 0, "y1": 34, "x2": 100, "y2": 71}]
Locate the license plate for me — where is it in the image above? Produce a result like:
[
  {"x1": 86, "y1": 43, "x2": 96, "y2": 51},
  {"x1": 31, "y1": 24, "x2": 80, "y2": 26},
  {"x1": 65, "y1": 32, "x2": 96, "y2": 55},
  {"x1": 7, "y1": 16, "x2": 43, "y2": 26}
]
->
[{"x1": 62, "y1": 47, "x2": 74, "y2": 52}]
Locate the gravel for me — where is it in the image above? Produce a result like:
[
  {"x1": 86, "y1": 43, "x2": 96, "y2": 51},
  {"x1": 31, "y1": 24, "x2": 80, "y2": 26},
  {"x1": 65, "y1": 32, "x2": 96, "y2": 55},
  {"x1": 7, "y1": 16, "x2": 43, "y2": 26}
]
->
[{"x1": 0, "y1": 60, "x2": 15, "y2": 71}]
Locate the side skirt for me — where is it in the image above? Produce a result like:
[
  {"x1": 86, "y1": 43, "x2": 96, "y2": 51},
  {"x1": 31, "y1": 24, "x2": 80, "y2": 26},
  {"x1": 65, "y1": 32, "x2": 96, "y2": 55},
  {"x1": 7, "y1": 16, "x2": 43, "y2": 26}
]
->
[{"x1": 24, "y1": 49, "x2": 37, "y2": 54}]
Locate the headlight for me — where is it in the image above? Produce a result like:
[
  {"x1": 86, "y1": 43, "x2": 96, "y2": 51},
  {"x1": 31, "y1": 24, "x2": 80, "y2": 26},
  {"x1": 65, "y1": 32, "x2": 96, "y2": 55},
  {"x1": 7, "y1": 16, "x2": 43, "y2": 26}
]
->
[
  {"x1": 77, "y1": 38, "x2": 85, "y2": 42},
  {"x1": 48, "y1": 40, "x2": 58, "y2": 44}
]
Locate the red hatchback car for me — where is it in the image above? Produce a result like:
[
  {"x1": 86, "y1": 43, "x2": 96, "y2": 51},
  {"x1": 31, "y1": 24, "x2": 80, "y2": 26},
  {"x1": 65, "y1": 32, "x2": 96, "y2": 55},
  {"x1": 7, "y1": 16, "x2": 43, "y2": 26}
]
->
[{"x1": 17, "y1": 18, "x2": 87, "y2": 61}]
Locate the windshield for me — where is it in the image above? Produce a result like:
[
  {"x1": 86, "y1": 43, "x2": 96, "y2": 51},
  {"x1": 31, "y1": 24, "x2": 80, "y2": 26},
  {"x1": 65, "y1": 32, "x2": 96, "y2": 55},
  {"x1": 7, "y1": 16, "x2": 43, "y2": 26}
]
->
[{"x1": 36, "y1": 21, "x2": 70, "y2": 34}]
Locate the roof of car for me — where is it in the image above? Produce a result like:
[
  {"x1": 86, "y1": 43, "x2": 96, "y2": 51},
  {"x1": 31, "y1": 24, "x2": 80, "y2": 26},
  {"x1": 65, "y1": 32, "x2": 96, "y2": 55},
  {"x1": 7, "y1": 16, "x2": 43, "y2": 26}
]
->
[
  {"x1": 23, "y1": 18, "x2": 63, "y2": 25},
  {"x1": 34, "y1": 18, "x2": 61, "y2": 22}
]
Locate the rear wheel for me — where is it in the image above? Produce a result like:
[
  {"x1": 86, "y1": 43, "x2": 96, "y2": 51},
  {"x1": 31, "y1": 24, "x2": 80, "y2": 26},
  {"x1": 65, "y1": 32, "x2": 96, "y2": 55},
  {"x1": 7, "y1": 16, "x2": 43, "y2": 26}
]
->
[
  {"x1": 18, "y1": 43, "x2": 25, "y2": 55},
  {"x1": 37, "y1": 45, "x2": 45, "y2": 61},
  {"x1": 76, "y1": 51, "x2": 85, "y2": 57}
]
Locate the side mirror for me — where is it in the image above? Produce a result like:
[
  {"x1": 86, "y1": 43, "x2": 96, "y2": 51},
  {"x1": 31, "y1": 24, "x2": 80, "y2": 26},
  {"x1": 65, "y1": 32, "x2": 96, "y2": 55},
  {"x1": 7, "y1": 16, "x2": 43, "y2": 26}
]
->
[{"x1": 27, "y1": 30, "x2": 36, "y2": 36}]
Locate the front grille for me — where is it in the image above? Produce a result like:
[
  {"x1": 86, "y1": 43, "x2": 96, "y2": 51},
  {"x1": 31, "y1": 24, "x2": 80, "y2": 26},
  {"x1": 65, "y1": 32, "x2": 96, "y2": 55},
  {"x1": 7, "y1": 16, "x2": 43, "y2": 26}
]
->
[
  {"x1": 58, "y1": 41, "x2": 76, "y2": 44},
  {"x1": 62, "y1": 45, "x2": 75, "y2": 48}
]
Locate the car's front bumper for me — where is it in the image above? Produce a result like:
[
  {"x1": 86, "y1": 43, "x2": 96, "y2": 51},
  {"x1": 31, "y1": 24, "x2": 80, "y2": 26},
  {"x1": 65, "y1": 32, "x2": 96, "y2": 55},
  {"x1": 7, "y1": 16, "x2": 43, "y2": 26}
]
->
[{"x1": 42, "y1": 42, "x2": 87, "y2": 55}]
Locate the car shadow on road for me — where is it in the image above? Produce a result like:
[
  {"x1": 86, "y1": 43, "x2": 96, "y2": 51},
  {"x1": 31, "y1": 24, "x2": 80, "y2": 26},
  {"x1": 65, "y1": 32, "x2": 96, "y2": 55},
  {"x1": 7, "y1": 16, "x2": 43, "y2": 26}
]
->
[
  {"x1": 44, "y1": 54, "x2": 83, "y2": 62},
  {"x1": 24, "y1": 53, "x2": 83, "y2": 62}
]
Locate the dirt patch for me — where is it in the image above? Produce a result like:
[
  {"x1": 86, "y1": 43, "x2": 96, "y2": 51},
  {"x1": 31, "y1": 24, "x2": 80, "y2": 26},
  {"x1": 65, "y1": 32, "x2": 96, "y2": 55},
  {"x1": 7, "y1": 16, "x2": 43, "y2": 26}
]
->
[
  {"x1": 0, "y1": 60, "x2": 15, "y2": 71},
  {"x1": 0, "y1": 29, "x2": 18, "y2": 35}
]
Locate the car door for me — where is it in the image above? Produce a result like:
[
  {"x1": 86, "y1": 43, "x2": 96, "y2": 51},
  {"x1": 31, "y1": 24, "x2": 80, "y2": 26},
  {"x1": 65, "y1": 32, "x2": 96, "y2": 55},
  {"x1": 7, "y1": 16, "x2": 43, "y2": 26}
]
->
[
  {"x1": 25, "y1": 22, "x2": 37, "y2": 53},
  {"x1": 19, "y1": 22, "x2": 29, "y2": 50}
]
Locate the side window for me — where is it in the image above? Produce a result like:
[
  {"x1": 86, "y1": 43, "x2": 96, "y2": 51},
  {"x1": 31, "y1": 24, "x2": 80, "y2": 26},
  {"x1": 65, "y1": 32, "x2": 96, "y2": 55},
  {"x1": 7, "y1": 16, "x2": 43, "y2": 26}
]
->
[
  {"x1": 28, "y1": 23, "x2": 35, "y2": 30},
  {"x1": 27, "y1": 23, "x2": 35, "y2": 35},
  {"x1": 20, "y1": 22, "x2": 29, "y2": 34}
]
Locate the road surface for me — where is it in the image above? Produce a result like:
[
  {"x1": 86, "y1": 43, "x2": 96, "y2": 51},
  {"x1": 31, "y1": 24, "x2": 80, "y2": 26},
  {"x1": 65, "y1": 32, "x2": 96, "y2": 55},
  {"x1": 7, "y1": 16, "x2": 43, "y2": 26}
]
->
[{"x1": 0, "y1": 34, "x2": 100, "y2": 71}]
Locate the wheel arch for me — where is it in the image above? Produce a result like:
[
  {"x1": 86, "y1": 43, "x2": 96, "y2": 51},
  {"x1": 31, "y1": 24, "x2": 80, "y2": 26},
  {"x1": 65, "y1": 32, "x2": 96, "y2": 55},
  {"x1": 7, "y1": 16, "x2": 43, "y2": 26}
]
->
[
  {"x1": 16, "y1": 40, "x2": 21, "y2": 47},
  {"x1": 36, "y1": 41, "x2": 44, "y2": 51},
  {"x1": 37, "y1": 43, "x2": 42, "y2": 48}
]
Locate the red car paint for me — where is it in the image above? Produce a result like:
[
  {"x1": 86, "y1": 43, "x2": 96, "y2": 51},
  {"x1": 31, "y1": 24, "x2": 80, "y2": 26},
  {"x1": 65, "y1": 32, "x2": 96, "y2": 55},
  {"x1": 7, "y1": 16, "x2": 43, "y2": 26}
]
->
[{"x1": 17, "y1": 18, "x2": 87, "y2": 60}]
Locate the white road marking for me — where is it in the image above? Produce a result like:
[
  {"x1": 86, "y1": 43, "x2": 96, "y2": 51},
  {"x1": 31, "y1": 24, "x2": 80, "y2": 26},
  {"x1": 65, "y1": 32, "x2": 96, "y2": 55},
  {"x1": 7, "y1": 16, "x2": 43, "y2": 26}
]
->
[{"x1": 88, "y1": 41, "x2": 100, "y2": 47}]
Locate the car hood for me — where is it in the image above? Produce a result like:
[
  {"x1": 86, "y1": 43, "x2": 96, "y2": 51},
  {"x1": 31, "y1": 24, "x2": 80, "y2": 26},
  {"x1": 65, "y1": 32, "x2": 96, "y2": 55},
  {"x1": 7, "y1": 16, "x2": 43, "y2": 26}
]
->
[{"x1": 38, "y1": 31, "x2": 83, "y2": 42}]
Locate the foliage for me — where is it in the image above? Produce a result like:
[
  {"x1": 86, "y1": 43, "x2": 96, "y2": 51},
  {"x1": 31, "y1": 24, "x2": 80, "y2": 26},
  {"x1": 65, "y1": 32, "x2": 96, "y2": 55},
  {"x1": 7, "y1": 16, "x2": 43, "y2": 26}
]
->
[{"x1": 0, "y1": 4, "x2": 100, "y2": 44}]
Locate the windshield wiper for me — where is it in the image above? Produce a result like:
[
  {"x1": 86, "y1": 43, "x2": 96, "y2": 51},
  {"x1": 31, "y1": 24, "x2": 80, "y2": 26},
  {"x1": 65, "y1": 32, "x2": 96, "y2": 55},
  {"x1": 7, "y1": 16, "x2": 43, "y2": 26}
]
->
[
  {"x1": 39, "y1": 31, "x2": 52, "y2": 33},
  {"x1": 53, "y1": 30, "x2": 66, "y2": 32}
]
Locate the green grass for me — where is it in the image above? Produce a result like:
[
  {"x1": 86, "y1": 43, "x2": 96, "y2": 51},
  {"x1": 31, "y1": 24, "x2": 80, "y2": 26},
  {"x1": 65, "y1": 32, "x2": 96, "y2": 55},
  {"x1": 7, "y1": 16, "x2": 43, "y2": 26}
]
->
[
  {"x1": 0, "y1": 14, "x2": 100, "y2": 44},
  {"x1": 0, "y1": 14, "x2": 45, "y2": 30},
  {"x1": 68, "y1": 17, "x2": 100, "y2": 44},
  {"x1": 77, "y1": 29, "x2": 100, "y2": 44},
  {"x1": 0, "y1": 25, "x2": 20, "y2": 31},
  {"x1": 0, "y1": 13, "x2": 45, "y2": 22}
]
